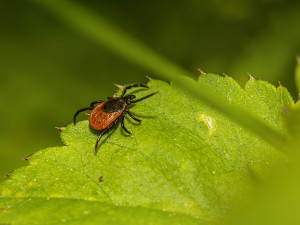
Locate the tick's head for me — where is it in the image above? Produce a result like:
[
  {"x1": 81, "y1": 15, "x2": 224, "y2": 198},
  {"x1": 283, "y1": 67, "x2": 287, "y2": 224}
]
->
[{"x1": 123, "y1": 95, "x2": 136, "y2": 104}]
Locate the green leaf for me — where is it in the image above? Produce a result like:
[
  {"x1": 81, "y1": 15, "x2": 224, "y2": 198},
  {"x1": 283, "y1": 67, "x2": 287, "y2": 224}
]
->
[
  {"x1": 29, "y1": 0, "x2": 289, "y2": 152},
  {"x1": 0, "y1": 75, "x2": 293, "y2": 224},
  {"x1": 286, "y1": 101, "x2": 300, "y2": 151}
]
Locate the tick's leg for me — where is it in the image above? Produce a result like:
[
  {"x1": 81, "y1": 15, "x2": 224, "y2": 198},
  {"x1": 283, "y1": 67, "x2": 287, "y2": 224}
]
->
[
  {"x1": 121, "y1": 84, "x2": 149, "y2": 97},
  {"x1": 131, "y1": 92, "x2": 158, "y2": 103},
  {"x1": 121, "y1": 113, "x2": 132, "y2": 135},
  {"x1": 125, "y1": 109, "x2": 141, "y2": 122},
  {"x1": 95, "y1": 118, "x2": 119, "y2": 153},
  {"x1": 90, "y1": 100, "x2": 104, "y2": 107},
  {"x1": 95, "y1": 129, "x2": 110, "y2": 153},
  {"x1": 73, "y1": 106, "x2": 94, "y2": 124}
]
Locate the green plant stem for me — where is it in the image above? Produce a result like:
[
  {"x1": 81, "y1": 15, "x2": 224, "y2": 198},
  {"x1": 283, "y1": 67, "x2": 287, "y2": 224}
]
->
[{"x1": 30, "y1": 0, "x2": 288, "y2": 152}]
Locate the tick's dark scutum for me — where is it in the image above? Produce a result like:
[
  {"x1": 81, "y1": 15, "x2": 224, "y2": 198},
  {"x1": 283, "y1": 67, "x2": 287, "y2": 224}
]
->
[{"x1": 102, "y1": 98, "x2": 126, "y2": 113}]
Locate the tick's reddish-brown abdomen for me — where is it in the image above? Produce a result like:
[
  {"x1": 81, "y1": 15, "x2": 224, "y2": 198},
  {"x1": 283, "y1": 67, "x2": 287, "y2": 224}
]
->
[{"x1": 89, "y1": 102, "x2": 125, "y2": 130}]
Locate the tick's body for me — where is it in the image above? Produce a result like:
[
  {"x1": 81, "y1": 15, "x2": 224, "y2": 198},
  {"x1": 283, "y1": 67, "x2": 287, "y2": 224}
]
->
[
  {"x1": 89, "y1": 100, "x2": 125, "y2": 130},
  {"x1": 73, "y1": 84, "x2": 157, "y2": 153}
]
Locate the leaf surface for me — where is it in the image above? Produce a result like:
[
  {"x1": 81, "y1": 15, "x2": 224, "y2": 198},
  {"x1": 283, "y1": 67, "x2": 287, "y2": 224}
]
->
[{"x1": 0, "y1": 74, "x2": 293, "y2": 224}]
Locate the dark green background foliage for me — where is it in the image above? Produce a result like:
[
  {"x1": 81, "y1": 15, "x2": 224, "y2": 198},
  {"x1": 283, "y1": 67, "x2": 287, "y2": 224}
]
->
[{"x1": 1, "y1": 0, "x2": 300, "y2": 178}]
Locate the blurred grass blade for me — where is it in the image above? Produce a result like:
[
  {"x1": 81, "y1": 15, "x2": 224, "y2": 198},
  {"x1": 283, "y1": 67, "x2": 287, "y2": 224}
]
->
[
  {"x1": 30, "y1": 0, "x2": 288, "y2": 151},
  {"x1": 31, "y1": 0, "x2": 188, "y2": 80},
  {"x1": 296, "y1": 56, "x2": 300, "y2": 94}
]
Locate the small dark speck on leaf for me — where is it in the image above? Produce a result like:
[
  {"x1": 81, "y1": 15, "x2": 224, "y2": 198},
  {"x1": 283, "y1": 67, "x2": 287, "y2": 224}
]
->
[{"x1": 99, "y1": 176, "x2": 103, "y2": 182}]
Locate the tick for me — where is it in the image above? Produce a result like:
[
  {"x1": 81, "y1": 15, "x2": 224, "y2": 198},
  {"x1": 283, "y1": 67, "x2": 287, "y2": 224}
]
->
[{"x1": 73, "y1": 83, "x2": 157, "y2": 153}]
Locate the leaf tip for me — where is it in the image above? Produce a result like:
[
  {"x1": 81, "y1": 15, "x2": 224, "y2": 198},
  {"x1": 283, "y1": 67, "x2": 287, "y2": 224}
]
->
[
  {"x1": 5, "y1": 170, "x2": 13, "y2": 177},
  {"x1": 146, "y1": 75, "x2": 153, "y2": 81},
  {"x1": 55, "y1": 126, "x2": 66, "y2": 133},
  {"x1": 114, "y1": 84, "x2": 124, "y2": 90},
  {"x1": 22, "y1": 153, "x2": 34, "y2": 161},
  {"x1": 197, "y1": 68, "x2": 206, "y2": 75},
  {"x1": 247, "y1": 72, "x2": 259, "y2": 80}
]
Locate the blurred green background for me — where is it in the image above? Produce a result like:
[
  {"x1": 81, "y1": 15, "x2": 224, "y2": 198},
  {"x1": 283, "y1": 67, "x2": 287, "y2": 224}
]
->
[{"x1": 1, "y1": 0, "x2": 300, "y2": 178}]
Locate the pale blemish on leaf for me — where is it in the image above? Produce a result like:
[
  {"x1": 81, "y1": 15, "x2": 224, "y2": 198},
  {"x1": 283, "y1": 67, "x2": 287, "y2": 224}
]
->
[
  {"x1": 49, "y1": 193, "x2": 63, "y2": 198},
  {"x1": 16, "y1": 192, "x2": 25, "y2": 197},
  {"x1": 1, "y1": 188, "x2": 11, "y2": 196},
  {"x1": 196, "y1": 113, "x2": 216, "y2": 134},
  {"x1": 184, "y1": 201, "x2": 196, "y2": 210},
  {"x1": 87, "y1": 197, "x2": 97, "y2": 201}
]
